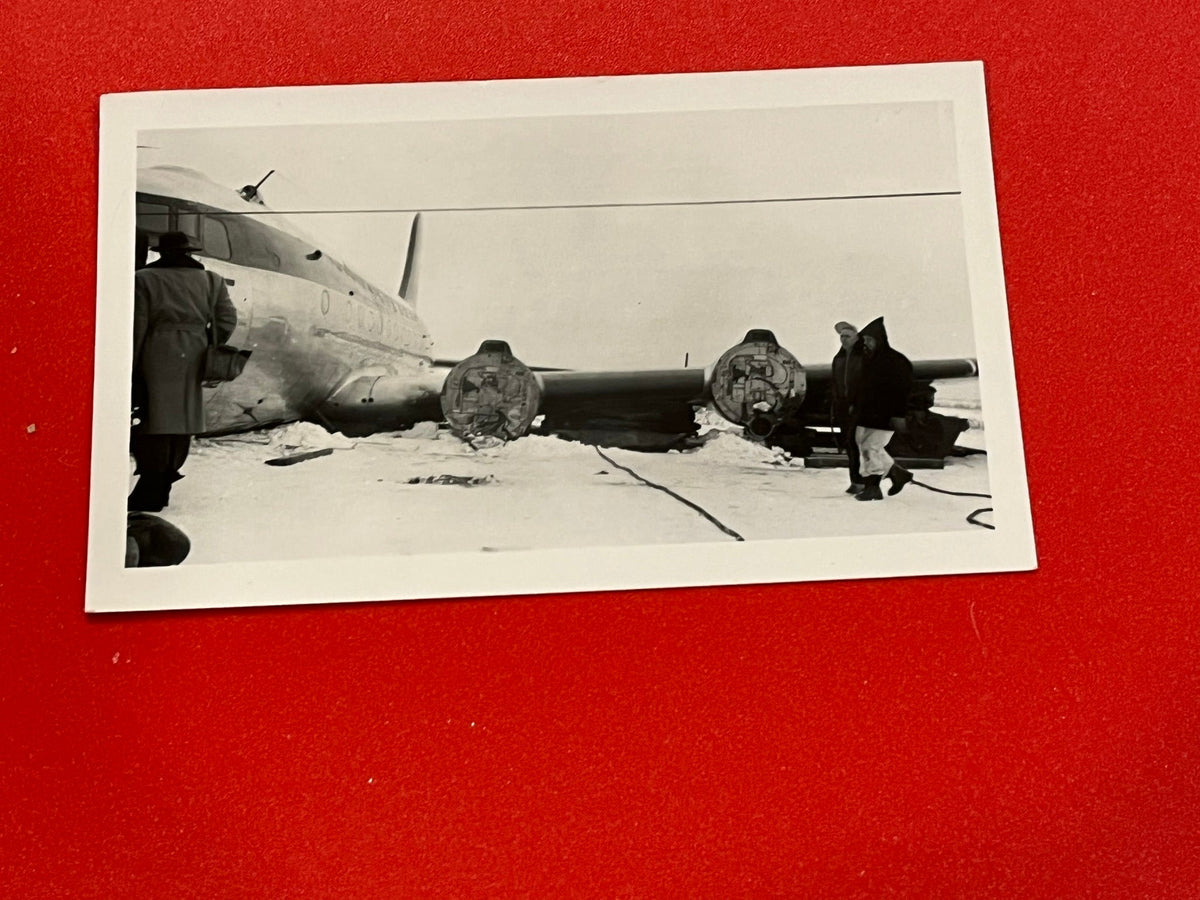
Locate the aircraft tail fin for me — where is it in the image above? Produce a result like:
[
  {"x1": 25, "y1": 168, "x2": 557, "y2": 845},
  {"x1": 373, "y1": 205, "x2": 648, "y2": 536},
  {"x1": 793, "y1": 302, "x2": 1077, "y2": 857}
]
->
[{"x1": 398, "y1": 212, "x2": 421, "y2": 308}]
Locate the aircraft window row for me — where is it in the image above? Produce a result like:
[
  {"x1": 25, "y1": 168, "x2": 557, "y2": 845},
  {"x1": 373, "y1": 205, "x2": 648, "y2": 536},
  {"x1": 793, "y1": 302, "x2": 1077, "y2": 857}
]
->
[{"x1": 138, "y1": 196, "x2": 305, "y2": 278}]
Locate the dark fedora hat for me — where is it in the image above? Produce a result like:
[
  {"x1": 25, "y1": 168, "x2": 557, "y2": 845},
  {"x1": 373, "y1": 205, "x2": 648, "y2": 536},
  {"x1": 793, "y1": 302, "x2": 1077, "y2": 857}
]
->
[{"x1": 151, "y1": 231, "x2": 202, "y2": 253}]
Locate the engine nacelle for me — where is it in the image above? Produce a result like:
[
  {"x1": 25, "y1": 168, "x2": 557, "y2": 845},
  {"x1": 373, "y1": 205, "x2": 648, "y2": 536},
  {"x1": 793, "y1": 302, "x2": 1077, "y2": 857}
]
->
[
  {"x1": 440, "y1": 340, "x2": 542, "y2": 442},
  {"x1": 710, "y1": 329, "x2": 806, "y2": 436}
]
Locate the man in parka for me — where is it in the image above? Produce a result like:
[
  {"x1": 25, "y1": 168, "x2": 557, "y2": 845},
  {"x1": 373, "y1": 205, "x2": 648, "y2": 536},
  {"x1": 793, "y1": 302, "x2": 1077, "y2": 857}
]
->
[
  {"x1": 129, "y1": 231, "x2": 237, "y2": 512},
  {"x1": 853, "y1": 316, "x2": 915, "y2": 501},
  {"x1": 830, "y1": 321, "x2": 865, "y2": 493}
]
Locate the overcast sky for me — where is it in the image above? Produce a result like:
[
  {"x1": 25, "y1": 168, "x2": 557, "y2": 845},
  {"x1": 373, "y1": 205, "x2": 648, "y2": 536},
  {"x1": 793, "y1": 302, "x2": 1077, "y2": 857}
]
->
[{"x1": 140, "y1": 100, "x2": 977, "y2": 370}]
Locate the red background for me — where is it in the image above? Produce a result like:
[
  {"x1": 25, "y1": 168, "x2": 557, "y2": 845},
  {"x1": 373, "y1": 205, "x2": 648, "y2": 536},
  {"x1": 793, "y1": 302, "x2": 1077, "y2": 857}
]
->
[{"x1": 3, "y1": 2, "x2": 1198, "y2": 896}]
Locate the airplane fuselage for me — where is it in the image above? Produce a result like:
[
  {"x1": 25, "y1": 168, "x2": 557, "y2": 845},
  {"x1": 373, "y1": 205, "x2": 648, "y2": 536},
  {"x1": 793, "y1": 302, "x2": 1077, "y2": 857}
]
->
[{"x1": 136, "y1": 166, "x2": 436, "y2": 435}]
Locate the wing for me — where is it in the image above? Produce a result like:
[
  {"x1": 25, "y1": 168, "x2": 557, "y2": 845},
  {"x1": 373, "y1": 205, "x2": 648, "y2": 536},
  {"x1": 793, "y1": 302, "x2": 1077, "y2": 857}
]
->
[{"x1": 435, "y1": 332, "x2": 978, "y2": 451}]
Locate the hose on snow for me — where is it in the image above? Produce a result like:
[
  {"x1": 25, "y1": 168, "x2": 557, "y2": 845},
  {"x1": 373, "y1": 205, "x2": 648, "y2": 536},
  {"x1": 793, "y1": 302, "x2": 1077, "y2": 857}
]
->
[{"x1": 593, "y1": 446, "x2": 745, "y2": 542}]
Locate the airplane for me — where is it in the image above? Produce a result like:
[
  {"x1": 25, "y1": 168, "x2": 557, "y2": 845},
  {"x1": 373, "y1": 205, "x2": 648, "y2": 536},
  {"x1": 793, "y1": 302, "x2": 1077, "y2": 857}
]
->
[{"x1": 134, "y1": 165, "x2": 979, "y2": 454}]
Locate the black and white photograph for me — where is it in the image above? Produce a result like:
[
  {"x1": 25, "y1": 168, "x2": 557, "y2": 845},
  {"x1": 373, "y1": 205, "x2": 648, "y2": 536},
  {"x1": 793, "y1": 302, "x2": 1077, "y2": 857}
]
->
[{"x1": 87, "y1": 62, "x2": 1035, "y2": 612}]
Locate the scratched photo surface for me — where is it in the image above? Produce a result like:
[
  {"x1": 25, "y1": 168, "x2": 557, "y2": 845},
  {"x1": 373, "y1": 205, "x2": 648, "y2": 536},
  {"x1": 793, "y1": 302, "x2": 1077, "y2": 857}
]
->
[{"x1": 88, "y1": 63, "x2": 1035, "y2": 612}]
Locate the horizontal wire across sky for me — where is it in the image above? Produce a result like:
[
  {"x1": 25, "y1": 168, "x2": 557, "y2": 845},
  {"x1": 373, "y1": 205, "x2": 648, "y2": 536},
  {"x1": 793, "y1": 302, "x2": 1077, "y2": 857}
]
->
[{"x1": 211, "y1": 190, "x2": 963, "y2": 217}]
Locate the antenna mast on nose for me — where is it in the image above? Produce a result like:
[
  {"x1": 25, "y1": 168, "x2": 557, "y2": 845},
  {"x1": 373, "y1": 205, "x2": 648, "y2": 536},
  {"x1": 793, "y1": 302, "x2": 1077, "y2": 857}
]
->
[{"x1": 239, "y1": 169, "x2": 275, "y2": 204}]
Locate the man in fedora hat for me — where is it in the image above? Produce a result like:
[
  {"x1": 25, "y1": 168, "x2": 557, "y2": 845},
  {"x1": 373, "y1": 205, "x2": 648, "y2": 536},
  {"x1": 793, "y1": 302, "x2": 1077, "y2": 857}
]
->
[{"x1": 129, "y1": 231, "x2": 237, "y2": 512}]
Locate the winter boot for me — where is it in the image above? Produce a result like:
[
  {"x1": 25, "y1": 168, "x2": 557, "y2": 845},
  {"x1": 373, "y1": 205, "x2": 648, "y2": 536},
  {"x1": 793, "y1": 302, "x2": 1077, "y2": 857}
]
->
[
  {"x1": 845, "y1": 482, "x2": 866, "y2": 495},
  {"x1": 162, "y1": 470, "x2": 184, "y2": 508},
  {"x1": 855, "y1": 475, "x2": 884, "y2": 501},
  {"x1": 887, "y1": 465, "x2": 914, "y2": 496},
  {"x1": 127, "y1": 473, "x2": 168, "y2": 512}
]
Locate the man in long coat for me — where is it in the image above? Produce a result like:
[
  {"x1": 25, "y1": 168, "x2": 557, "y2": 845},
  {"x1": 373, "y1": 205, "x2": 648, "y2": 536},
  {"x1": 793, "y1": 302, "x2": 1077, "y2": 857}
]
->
[
  {"x1": 853, "y1": 316, "x2": 915, "y2": 501},
  {"x1": 129, "y1": 231, "x2": 237, "y2": 512},
  {"x1": 830, "y1": 321, "x2": 865, "y2": 493}
]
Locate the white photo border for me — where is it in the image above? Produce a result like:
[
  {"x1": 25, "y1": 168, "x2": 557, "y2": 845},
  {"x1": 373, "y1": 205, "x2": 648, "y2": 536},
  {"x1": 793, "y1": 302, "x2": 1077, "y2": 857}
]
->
[{"x1": 88, "y1": 62, "x2": 1035, "y2": 613}]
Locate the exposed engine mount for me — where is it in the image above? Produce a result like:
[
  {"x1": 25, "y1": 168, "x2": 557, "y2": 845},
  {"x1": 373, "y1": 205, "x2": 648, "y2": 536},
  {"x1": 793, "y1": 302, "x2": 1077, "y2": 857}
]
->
[
  {"x1": 709, "y1": 329, "x2": 806, "y2": 437},
  {"x1": 440, "y1": 340, "x2": 542, "y2": 441}
]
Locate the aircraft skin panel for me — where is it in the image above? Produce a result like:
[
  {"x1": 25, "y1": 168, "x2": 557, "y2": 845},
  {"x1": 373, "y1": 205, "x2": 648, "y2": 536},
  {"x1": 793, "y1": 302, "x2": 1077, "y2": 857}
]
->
[{"x1": 197, "y1": 261, "x2": 433, "y2": 433}]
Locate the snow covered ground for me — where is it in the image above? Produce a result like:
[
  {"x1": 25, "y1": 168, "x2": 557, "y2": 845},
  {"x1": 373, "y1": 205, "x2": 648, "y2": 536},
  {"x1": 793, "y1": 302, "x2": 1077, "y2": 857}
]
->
[{"x1": 152, "y1": 380, "x2": 990, "y2": 566}]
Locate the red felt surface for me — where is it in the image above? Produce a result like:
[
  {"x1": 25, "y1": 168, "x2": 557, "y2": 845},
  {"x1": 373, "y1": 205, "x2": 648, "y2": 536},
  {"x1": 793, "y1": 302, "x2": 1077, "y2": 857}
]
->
[{"x1": 3, "y1": 1, "x2": 1199, "y2": 896}]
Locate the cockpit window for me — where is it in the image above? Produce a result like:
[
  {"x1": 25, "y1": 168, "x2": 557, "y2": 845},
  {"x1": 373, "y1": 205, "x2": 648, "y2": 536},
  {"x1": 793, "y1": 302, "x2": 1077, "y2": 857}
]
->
[
  {"x1": 201, "y1": 217, "x2": 232, "y2": 260},
  {"x1": 177, "y1": 212, "x2": 202, "y2": 248},
  {"x1": 242, "y1": 226, "x2": 282, "y2": 271},
  {"x1": 136, "y1": 201, "x2": 170, "y2": 236}
]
